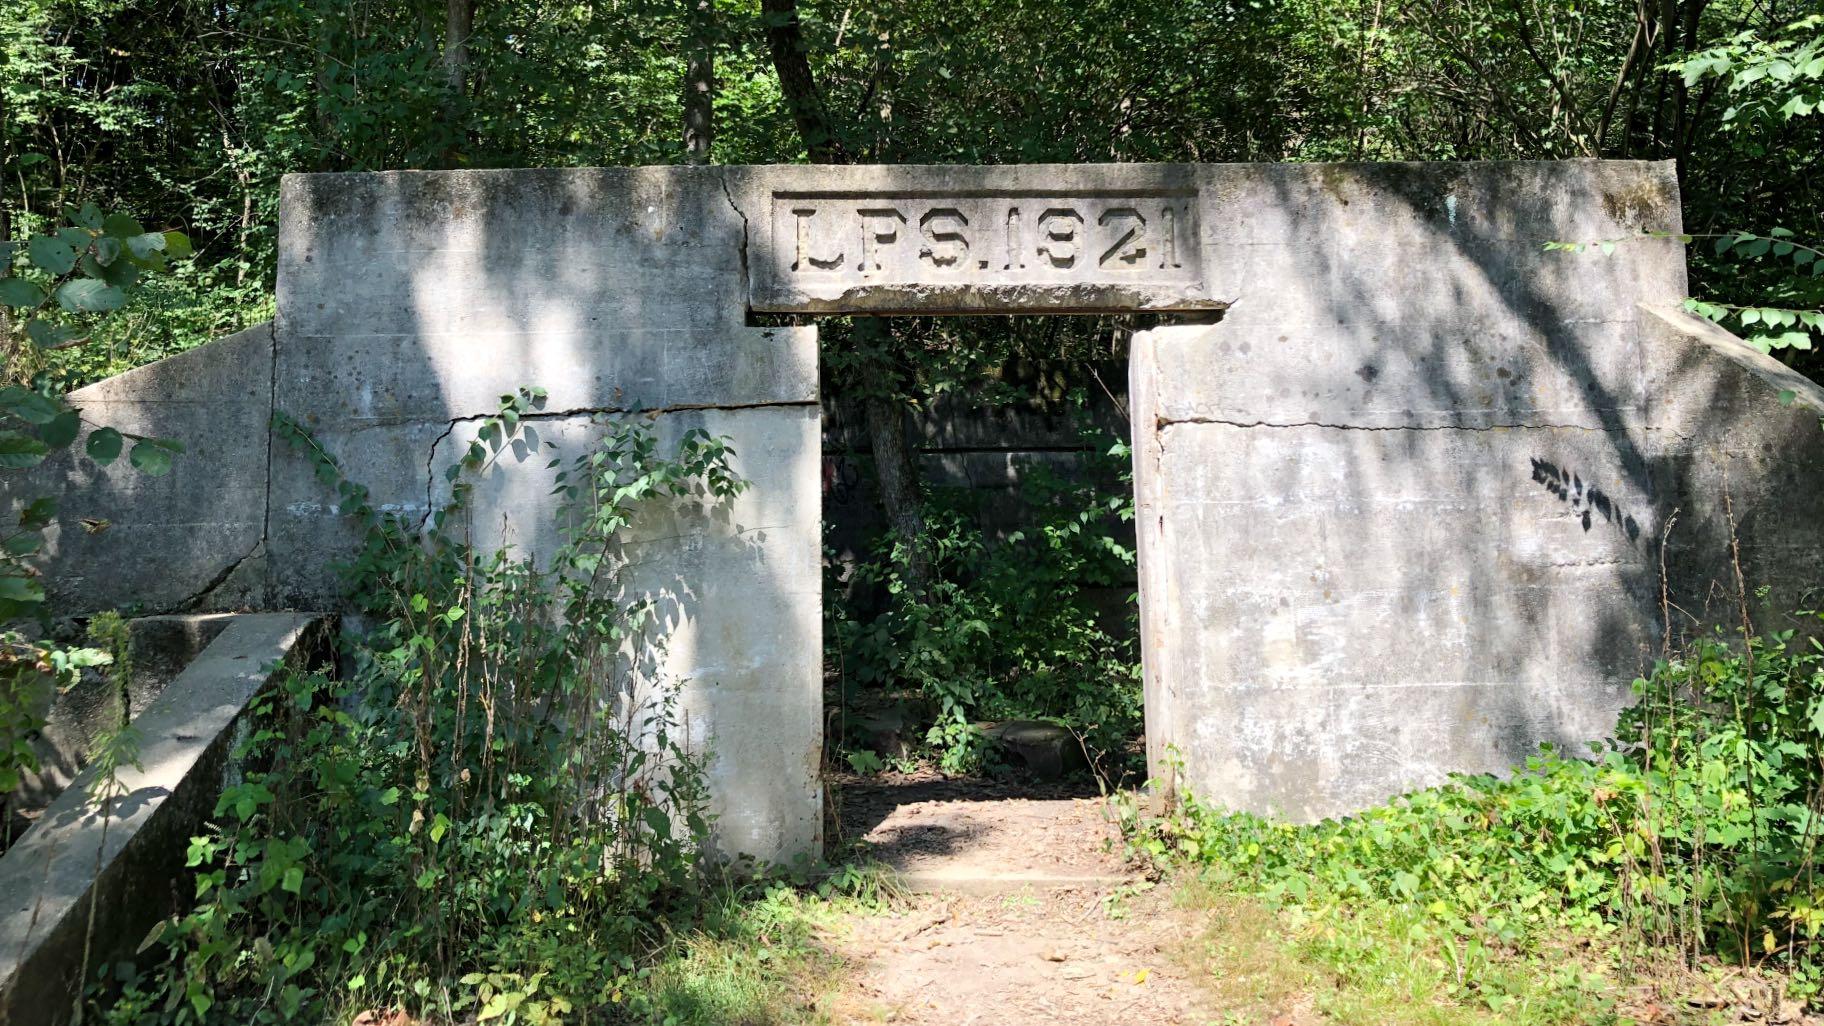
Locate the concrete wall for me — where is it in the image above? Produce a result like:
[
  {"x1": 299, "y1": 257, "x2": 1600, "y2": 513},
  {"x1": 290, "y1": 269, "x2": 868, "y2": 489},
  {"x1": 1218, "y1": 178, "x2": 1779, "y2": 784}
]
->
[
  {"x1": 269, "y1": 169, "x2": 824, "y2": 862},
  {"x1": 1129, "y1": 163, "x2": 1824, "y2": 819},
  {"x1": 8, "y1": 160, "x2": 1824, "y2": 846}
]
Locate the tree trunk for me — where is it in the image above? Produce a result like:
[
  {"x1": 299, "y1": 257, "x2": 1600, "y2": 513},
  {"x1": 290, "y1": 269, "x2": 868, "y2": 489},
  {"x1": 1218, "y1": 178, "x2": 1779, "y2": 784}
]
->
[
  {"x1": 856, "y1": 324, "x2": 931, "y2": 598},
  {"x1": 0, "y1": 211, "x2": 13, "y2": 380},
  {"x1": 1, "y1": 84, "x2": 15, "y2": 377},
  {"x1": 683, "y1": 0, "x2": 714, "y2": 164},
  {"x1": 444, "y1": 0, "x2": 475, "y2": 94},
  {"x1": 872, "y1": 23, "x2": 893, "y2": 159},
  {"x1": 442, "y1": 0, "x2": 476, "y2": 165},
  {"x1": 761, "y1": 0, "x2": 928, "y2": 597},
  {"x1": 760, "y1": 0, "x2": 843, "y2": 163}
]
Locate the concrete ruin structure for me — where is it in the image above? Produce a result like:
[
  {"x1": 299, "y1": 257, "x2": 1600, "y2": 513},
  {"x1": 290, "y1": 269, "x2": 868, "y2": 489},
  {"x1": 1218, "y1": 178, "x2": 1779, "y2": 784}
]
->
[{"x1": 11, "y1": 160, "x2": 1824, "y2": 862}]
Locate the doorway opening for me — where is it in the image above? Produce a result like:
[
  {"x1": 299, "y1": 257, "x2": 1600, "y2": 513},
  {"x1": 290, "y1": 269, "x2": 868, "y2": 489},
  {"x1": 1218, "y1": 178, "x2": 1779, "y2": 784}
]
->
[{"x1": 787, "y1": 312, "x2": 1153, "y2": 878}]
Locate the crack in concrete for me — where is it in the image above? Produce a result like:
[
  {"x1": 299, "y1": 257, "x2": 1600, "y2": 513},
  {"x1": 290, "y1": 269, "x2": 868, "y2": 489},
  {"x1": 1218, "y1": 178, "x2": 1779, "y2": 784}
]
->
[
  {"x1": 167, "y1": 321, "x2": 281, "y2": 615},
  {"x1": 715, "y1": 170, "x2": 751, "y2": 305},
  {"x1": 172, "y1": 539, "x2": 261, "y2": 613},
  {"x1": 418, "y1": 399, "x2": 814, "y2": 532},
  {"x1": 258, "y1": 320, "x2": 278, "y2": 601}
]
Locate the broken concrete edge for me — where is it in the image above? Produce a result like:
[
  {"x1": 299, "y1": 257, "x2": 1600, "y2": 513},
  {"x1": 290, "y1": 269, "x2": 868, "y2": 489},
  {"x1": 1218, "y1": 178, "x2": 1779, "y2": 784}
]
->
[
  {"x1": 0, "y1": 612, "x2": 332, "y2": 1026},
  {"x1": 1126, "y1": 328, "x2": 1174, "y2": 814},
  {"x1": 1640, "y1": 302, "x2": 1824, "y2": 416}
]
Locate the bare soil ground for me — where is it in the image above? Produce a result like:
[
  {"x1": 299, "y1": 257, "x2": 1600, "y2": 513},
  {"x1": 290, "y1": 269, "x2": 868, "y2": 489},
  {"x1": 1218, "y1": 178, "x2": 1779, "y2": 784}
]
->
[
  {"x1": 832, "y1": 772, "x2": 1130, "y2": 891},
  {"x1": 822, "y1": 772, "x2": 1217, "y2": 1025}
]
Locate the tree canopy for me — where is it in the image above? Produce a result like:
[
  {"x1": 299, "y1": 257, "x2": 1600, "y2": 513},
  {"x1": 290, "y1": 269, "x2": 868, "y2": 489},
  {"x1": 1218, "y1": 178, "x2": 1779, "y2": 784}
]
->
[{"x1": 3, "y1": 0, "x2": 1820, "y2": 382}]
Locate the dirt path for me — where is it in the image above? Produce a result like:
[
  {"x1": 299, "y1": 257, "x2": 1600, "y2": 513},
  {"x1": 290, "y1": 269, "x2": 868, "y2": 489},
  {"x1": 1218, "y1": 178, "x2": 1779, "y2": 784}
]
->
[
  {"x1": 822, "y1": 775, "x2": 1215, "y2": 1025},
  {"x1": 808, "y1": 775, "x2": 1824, "y2": 1026}
]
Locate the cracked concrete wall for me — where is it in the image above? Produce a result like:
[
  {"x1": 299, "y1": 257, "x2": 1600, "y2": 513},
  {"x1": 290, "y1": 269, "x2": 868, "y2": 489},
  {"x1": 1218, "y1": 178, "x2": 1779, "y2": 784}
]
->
[
  {"x1": 1130, "y1": 162, "x2": 1824, "y2": 819},
  {"x1": 12, "y1": 160, "x2": 1824, "y2": 850},
  {"x1": 271, "y1": 168, "x2": 823, "y2": 862}
]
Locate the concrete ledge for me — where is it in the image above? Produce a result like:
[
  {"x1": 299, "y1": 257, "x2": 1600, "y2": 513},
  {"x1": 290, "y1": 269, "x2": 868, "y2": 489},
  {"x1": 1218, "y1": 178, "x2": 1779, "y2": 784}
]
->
[
  {"x1": 9, "y1": 614, "x2": 236, "y2": 837},
  {"x1": 1639, "y1": 302, "x2": 1824, "y2": 415},
  {"x1": 0, "y1": 613, "x2": 331, "y2": 1026}
]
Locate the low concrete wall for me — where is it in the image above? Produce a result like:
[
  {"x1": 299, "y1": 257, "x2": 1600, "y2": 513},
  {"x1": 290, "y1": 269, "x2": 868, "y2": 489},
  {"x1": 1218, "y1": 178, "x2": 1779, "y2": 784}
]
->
[
  {"x1": 21, "y1": 325, "x2": 274, "y2": 614},
  {"x1": 0, "y1": 613, "x2": 330, "y2": 1026},
  {"x1": 8, "y1": 614, "x2": 235, "y2": 839}
]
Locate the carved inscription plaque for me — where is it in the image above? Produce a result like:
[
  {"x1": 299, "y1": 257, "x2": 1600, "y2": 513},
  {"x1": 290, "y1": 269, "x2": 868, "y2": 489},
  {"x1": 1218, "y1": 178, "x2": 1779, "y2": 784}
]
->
[{"x1": 754, "y1": 190, "x2": 1208, "y2": 313}]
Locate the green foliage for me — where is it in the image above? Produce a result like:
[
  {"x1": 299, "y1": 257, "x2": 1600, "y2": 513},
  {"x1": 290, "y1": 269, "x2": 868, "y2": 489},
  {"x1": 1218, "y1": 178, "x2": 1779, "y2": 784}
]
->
[
  {"x1": 4, "y1": 198, "x2": 196, "y2": 368},
  {"x1": 10, "y1": 0, "x2": 1824, "y2": 385},
  {"x1": 1531, "y1": 9, "x2": 1824, "y2": 364},
  {"x1": 82, "y1": 610, "x2": 142, "y2": 815},
  {"x1": 0, "y1": 192, "x2": 184, "y2": 839},
  {"x1": 100, "y1": 393, "x2": 749, "y2": 1024},
  {"x1": 1674, "y1": 14, "x2": 1824, "y2": 124},
  {"x1": 831, "y1": 418, "x2": 1140, "y2": 774},
  {"x1": 0, "y1": 199, "x2": 189, "y2": 616},
  {"x1": 0, "y1": 631, "x2": 108, "y2": 811},
  {"x1": 635, "y1": 871, "x2": 891, "y2": 1026},
  {"x1": 1667, "y1": 14, "x2": 1824, "y2": 361},
  {"x1": 1124, "y1": 609, "x2": 1824, "y2": 1006}
]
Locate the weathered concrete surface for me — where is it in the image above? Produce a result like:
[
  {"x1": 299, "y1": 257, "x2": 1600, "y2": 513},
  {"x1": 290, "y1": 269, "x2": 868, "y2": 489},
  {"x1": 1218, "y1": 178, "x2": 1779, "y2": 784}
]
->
[
  {"x1": 0, "y1": 613, "x2": 329, "y2": 1026},
  {"x1": 1129, "y1": 162, "x2": 1824, "y2": 819},
  {"x1": 741, "y1": 164, "x2": 1215, "y2": 314},
  {"x1": 0, "y1": 323, "x2": 274, "y2": 614},
  {"x1": 272, "y1": 169, "x2": 823, "y2": 862},
  {"x1": 1640, "y1": 305, "x2": 1824, "y2": 625},
  {"x1": 424, "y1": 405, "x2": 824, "y2": 859},
  {"x1": 10, "y1": 159, "x2": 1824, "y2": 847}
]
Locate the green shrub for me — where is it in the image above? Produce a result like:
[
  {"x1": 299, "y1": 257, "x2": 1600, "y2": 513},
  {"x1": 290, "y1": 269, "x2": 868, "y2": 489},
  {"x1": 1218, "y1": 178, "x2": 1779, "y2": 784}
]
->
[
  {"x1": 1124, "y1": 609, "x2": 1824, "y2": 1003},
  {"x1": 101, "y1": 392, "x2": 747, "y2": 1025},
  {"x1": 829, "y1": 426, "x2": 1141, "y2": 774}
]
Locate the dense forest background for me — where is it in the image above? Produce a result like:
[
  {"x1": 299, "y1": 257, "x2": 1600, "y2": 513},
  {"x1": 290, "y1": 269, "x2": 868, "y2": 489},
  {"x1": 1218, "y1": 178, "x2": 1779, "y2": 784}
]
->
[{"x1": 3, "y1": 0, "x2": 1822, "y2": 388}]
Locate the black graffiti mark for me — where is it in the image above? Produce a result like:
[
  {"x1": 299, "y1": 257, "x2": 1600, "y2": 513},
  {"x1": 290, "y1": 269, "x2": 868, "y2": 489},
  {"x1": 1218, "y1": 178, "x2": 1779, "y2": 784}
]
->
[{"x1": 1529, "y1": 457, "x2": 1642, "y2": 544}]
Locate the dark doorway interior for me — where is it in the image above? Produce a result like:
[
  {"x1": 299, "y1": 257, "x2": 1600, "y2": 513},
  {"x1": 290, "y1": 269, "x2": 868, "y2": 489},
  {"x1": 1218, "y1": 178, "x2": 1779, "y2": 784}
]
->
[{"x1": 783, "y1": 313, "x2": 1148, "y2": 863}]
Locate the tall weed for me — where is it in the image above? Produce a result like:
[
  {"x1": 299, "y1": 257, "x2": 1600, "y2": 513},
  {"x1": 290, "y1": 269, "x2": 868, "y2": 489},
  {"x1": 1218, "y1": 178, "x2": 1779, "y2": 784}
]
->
[
  {"x1": 1125, "y1": 610, "x2": 1824, "y2": 1004},
  {"x1": 101, "y1": 392, "x2": 747, "y2": 1025}
]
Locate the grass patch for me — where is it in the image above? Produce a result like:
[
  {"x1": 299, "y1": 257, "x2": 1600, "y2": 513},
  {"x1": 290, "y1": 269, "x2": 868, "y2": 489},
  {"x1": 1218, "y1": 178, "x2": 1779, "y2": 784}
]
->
[
  {"x1": 1170, "y1": 879, "x2": 1623, "y2": 1025},
  {"x1": 1128, "y1": 615, "x2": 1824, "y2": 1021},
  {"x1": 635, "y1": 876, "x2": 894, "y2": 1026}
]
